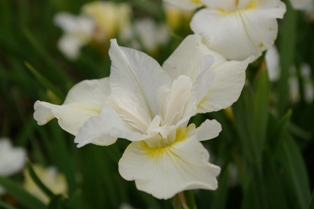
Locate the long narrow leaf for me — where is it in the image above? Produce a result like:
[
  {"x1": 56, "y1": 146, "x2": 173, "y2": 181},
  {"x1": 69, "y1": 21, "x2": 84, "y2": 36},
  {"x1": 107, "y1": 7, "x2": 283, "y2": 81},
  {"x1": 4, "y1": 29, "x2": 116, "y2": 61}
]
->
[
  {"x1": 26, "y1": 161, "x2": 55, "y2": 198},
  {"x1": 0, "y1": 176, "x2": 46, "y2": 209},
  {"x1": 25, "y1": 61, "x2": 64, "y2": 100}
]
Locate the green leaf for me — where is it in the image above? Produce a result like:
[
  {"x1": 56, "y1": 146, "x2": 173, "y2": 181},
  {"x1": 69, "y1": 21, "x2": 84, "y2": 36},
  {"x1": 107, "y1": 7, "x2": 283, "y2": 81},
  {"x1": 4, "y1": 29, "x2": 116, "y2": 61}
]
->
[
  {"x1": 0, "y1": 201, "x2": 19, "y2": 209},
  {"x1": 48, "y1": 121, "x2": 77, "y2": 194},
  {"x1": 267, "y1": 110, "x2": 292, "y2": 153},
  {"x1": 277, "y1": 1, "x2": 298, "y2": 115},
  {"x1": 183, "y1": 191, "x2": 197, "y2": 209},
  {"x1": 0, "y1": 176, "x2": 46, "y2": 209},
  {"x1": 252, "y1": 62, "x2": 270, "y2": 158},
  {"x1": 25, "y1": 61, "x2": 64, "y2": 100},
  {"x1": 309, "y1": 191, "x2": 314, "y2": 209},
  {"x1": 277, "y1": 133, "x2": 310, "y2": 209},
  {"x1": 210, "y1": 163, "x2": 230, "y2": 209},
  {"x1": 47, "y1": 195, "x2": 67, "y2": 209}
]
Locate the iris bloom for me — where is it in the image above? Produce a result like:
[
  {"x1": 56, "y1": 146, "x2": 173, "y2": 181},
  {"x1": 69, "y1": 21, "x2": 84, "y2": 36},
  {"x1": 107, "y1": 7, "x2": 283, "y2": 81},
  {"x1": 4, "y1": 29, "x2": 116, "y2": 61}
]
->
[
  {"x1": 0, "y1": 138, "x2": 26, "y2": 177},
  {"x1": 34, "y1": 35, "x2": 250, "y2": 199},
  {"x1": 190, "y1": 0, "x2": 286, "y2": 60},
  {"x1": 54, "y1": 12, "x2": 95, "y2": 60},
  {"x1": 0, "y1": 138, "x2": 26, "y2": 194},
  {"x1": 120, "y1": 18, "x2": 170, "y2": 53},
  {"x1": 23, "y1": 165, "x2": 67, "y2": 203},
  {"x1": 82, "y1": 1, "x2": 131, "y2": 41}
]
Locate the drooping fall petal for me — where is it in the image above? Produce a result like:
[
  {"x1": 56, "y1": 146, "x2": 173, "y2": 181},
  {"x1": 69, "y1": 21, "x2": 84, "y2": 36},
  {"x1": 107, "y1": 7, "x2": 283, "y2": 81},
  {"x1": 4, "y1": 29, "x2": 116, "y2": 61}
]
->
[
  {"x1": 118, "y1": 122, "x2": 221, "y2": 199},
  {"x1": 34, "y1": 78, "x2": 110, "y2": 135}
]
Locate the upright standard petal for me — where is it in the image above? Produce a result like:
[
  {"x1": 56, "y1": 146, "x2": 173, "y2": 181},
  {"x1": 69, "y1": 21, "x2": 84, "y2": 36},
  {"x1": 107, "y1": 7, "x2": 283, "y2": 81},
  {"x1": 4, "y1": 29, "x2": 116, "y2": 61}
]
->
[
  {"x1": 191, "y1": 0, "x2": 286, "y2": 60},
  {"x1": 163, "y1": 34, "x2": 251, "y2": 113},
  {"x1": 109, "y1": 39, "x2": 171, "y2": 120},
  {"x1": 118, "y1": 122, "x2": 221, "y2": 199},
  {"x1": 34, "y1": 78, "x2": 110, "y2": 135}
]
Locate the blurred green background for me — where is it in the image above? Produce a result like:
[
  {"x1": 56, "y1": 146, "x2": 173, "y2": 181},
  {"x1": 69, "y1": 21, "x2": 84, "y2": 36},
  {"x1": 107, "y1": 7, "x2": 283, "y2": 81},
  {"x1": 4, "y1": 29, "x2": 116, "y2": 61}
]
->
[{"x1": 0, "y1": 0, "x2": 314, "y2": 208}]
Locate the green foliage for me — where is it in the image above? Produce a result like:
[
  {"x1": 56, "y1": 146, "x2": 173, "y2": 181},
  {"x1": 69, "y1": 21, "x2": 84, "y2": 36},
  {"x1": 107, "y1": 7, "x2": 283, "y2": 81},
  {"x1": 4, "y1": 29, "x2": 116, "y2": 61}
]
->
[{"x1": 0, "y1": 0, "x2": 313, "y2": 208}]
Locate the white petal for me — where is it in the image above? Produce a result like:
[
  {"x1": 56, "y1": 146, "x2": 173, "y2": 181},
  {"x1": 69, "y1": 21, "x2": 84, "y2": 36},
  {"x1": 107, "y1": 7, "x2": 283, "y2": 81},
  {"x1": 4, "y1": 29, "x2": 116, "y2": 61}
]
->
[
  {"x1": 192, "y1": 56, "x2": 216, "y2": 105},
  {"x1": 33, "y1": 78, "x2": 110, "y2": 135},
  {"x1": 163, "y1": 34, "x2": 223, "y2": 82},
  {"x1": 109, "y1": 39, "x2": 171, "y2": 119},
  {"x1": 118, "y1": 130, "x2": 220, "y2": 199},
  {"x1": 161, "y1": 75, "x2": 194, "y2": 126},
  {"x1": 54, "y1": 12, "x2": 94, "y2": 34},
  {"x1": 74, "y1": 106, "x2": 146, "y2": 147},
  {"x1": 190, "y1": 119, "x2": 222, "y2": 141},
  {"x1": 0, "y1": 138, "x2": 26, "y2": 177},
  {"x1": 191, "y1": 1, "x2": 286, "y2": 60},
  {"x1": 198, "y1": 57, "x2": 251, "y2": 113},
  {"x1": 54, "y1": 12, "x2": 79, "y2": 33},
  {"x1": 58, "y1": 35, "x2": 84, "y2": 60},
  {"x1": 265, "y1": 46, "x2": 280, "y2": 82}
]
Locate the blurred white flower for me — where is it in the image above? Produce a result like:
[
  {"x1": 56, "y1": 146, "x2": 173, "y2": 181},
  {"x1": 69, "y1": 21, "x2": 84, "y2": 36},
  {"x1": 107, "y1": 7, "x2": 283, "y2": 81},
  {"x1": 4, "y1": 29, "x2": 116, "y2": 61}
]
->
[
  {"x1": 121, "y1": 18, "x2": 170, "y2": 52},
  {"x1": 54, "y1": 12, "x2": 95, "y2": 60},
  {"x1": 288, "y1": 64, "x2": 314, "y2": 104},
  {"x1": 301, "y1": 63, "x2": 314, "y2": 103},
  {"x1": 290, "y1": 0, "x2": 313, "y2": 10},
  {"x1": 82, "y1": 1, "x2": 131, "y2": 41},
  {"x1": 0, "y1": 138, "x2": 26, "y2": 177},
  {"x1": 289, "y1": 66, "x2": 300, "y2": 103},
  {"x1": 190, "y1": 0, "x2": 286, "y2": 60},
  {"x1": 163, "y1": 0, "x2": 203, "y2": 10},
  {"x1": 0, "y1": 138, "x2": 26, "y2": 194},
  {"x1": 265, "y1": 46, "x2": 280, "y2": 82},
  {"x1": 34, "y1": 35, "x2": 250, "y2": 199},
  {"x1": 163, "y1": 3, "x2": 194, "y2": 32},
  {"x1": 23, "y1": 165, "x2": 67, "y2": 203}
]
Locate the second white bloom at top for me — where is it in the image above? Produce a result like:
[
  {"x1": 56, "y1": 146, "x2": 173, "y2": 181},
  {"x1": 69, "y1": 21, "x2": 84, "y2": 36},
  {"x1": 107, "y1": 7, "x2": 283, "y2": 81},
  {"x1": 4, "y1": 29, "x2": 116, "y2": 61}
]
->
[{"x1": 190, "y1": 0, "x2": 286, "y2": 61}]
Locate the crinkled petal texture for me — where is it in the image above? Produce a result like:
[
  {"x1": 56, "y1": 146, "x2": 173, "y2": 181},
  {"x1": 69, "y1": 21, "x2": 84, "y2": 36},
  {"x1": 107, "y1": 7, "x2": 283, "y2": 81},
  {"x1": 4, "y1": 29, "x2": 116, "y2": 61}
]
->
[
  {"x1": 33, "y1": 78, "x2": 110, "y2": 135},
  {"x1": 191, "y1": 0, "x2": 286, "y2": 60},
  {"x1": 163, "y1": 0, "x2": 203, "y2": 10},
  {"x1": 119, "y1": 120, "x2": 221, "y2": 199},
  {"x1": 0, "y1": 138, "x2": 26, "y2": 177},
  {"x1": 163, "y1": 34, "x2": 251, "y2": 113}
]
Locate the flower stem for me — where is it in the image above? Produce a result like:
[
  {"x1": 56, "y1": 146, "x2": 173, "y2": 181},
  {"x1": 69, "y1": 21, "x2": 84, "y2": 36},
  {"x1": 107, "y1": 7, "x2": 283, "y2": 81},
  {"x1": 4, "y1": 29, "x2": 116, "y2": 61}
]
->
[{"x1": 172, "y1": 191, "x2": 197, "y2": 209}]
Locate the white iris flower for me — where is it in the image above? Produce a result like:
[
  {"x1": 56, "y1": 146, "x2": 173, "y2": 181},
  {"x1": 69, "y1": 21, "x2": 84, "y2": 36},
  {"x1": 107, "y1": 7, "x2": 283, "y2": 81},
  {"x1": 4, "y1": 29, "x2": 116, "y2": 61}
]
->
[
  {"x1": 0, "y1": 138, "x2": 26, "y2": 194},
  {"x1": 190, "y1": 0, "x2": 286, "y2": 60},
  {"x1": 34, "y1": 35, "x2": 250, "y2": 199},
  {"x1": 54, "y1": 12, "x2": 95, "y2": 60},
  {"x1": 0, "y1": 138, "x2": 26, "y2": 177}
]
